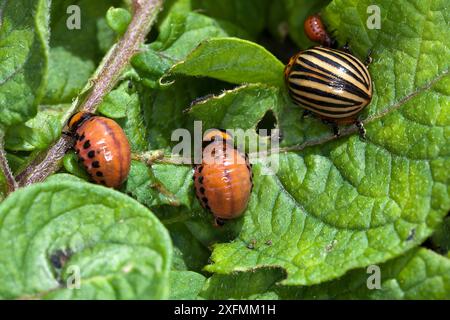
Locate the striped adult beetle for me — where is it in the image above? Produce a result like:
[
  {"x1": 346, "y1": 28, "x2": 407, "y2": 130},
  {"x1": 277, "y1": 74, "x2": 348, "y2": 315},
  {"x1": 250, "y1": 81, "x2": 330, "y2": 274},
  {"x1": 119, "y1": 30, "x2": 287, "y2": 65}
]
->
[{"x1": 285, "y1": 46, "x2": 373, "y2": 138}]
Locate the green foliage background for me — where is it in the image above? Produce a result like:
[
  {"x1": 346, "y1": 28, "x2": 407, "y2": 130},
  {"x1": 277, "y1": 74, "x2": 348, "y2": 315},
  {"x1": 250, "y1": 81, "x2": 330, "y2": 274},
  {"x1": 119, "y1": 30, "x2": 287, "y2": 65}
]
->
[{"x1": 0, "y1": 0, "x2": 448, "y2": 299}]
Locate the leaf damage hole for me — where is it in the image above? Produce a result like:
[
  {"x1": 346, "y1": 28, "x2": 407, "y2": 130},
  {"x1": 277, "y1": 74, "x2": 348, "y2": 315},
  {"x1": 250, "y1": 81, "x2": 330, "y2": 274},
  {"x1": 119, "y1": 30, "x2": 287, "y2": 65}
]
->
[
  {"x1": 256, "y1": 110, "x2": 278, "y2": 137},
  {"x1": 50, "y1": 249, "x2": 73, "y2": 284}
]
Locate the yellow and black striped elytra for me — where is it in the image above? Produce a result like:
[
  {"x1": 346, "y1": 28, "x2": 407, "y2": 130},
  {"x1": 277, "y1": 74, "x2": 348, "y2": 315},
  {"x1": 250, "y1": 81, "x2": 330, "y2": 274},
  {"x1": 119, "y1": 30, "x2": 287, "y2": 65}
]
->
[{"x1": 285, "y1": 46, "x2": 372, "y2": 137}]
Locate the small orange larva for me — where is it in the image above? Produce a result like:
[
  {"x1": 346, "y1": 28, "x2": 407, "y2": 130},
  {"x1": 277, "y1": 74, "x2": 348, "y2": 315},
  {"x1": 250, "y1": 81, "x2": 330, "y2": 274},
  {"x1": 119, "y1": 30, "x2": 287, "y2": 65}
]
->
[
  {"x1": 67, "y1": 112, "x2": 131, "y2": 188},
  {"x1": 193, "y1": 129, "x2": 253, "y2": 225},
  {"x1": 304, "y1": 14, "x2": 335, "y2": 47}
]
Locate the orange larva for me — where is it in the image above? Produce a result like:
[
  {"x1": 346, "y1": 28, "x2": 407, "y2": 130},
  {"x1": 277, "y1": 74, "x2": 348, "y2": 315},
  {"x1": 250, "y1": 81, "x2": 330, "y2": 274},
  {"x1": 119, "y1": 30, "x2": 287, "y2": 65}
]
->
[
  {"x1": 67, "y1": 112, "x2": 131, "y2": 188},
  {"x1": 304, "y1": 14, "x2": 334, "y2": 47},
  {"x1": 193, "y1": 129, "x2": 253, "y2": 225}
]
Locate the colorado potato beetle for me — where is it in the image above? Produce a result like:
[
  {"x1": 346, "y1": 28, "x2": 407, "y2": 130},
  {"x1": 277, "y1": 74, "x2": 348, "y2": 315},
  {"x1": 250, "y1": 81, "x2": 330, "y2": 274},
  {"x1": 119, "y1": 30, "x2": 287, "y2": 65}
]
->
[
  {"x1": 193, "y1": 129, "x2": 253, "y2": 226},
  {"x1": 304, "y1": 14, "x2": 335, "y2": 47},
  {"x1": 285, "y1": 46, "x2": 372, "y2": 137},
  {"x1": 67, "y1": 112, "x2": 131, "y2": 188}
]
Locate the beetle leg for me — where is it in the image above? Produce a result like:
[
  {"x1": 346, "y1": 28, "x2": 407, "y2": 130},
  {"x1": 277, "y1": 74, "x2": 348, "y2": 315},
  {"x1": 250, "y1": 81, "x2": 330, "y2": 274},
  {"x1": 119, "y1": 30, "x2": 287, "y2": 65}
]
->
[
  {"x1": 355, "y1": 120, "x2": 366, "y2": 140},
  {"x1": 332, "y1": 123, "x2": 341, "y2": 137},
  {"x1": 326, "y1": 29, "x2": 338, "y2": 48},
  {"x1": 301, "y1": 109, "x2": 313, "y2": 119},
  {"x1": 329, "y1": 37, "x2": 338, "y2": 49},
  {"x1": 364, "y1": 49, "x2": 373, "y2": 67},
  {"x1": 214, "y1": 217, "x2": 226, "y2": 227},
  {"x1": 342, "y1": 41, "x2": 351, "y2": 53},
  {"x1": 322, "y1": 119, "x2": 340, "y2": 137}
]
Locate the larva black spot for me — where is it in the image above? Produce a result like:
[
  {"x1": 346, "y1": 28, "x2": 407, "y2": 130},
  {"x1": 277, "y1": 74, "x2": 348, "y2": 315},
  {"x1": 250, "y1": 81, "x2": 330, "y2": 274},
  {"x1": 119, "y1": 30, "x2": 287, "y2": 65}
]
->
[
  {"x1": 205, "y1": 204, "x2": 211, "y2": 211},
  {"x1": 79, "y1": 157, "x2": 85, "y2": 162},
  {"x1": 92, "y1": 161, "x2": 100, "y2": 168},
  {"x1": 202, "y1": 197, "x2": 208, "y2": 203},
  {"x1": 79, "y1": 133, "x2": 85, "y2": 142},
  {"x1": 83, "y1": 140, "x2": 91, "y2": 149},
  {"x1": 198, "y1": 176, "x2": 204, "y2": 184},
  {"x1": 198, "y1": 166, "x2": 203, "y2": 173},
  {"x1": 200, "y1": 187, "x2": 205, "y2": 194},
  {"x1": 87, "y1": 150, "x2": 95, "y2": 158},
  {"x1": 96, "y1": 171, "x2": 103, "y2": 177}
]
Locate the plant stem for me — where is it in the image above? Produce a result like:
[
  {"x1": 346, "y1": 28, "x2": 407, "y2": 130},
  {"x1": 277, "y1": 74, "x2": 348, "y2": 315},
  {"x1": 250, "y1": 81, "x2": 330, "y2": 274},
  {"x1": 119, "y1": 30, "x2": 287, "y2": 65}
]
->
[
  {"x1": 17, "y1": 0, "x2": 164, "y2": 187},
  {"x1": 0, "y1": 132, "x2": 18, "y2": 194}
]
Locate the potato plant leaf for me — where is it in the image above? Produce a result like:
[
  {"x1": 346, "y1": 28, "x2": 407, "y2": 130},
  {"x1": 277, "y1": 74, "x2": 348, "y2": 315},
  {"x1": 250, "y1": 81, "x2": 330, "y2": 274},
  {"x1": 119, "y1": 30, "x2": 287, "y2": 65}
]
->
[
  {"x1": 43, "y1": 0, "x2": 119, "y2": 104},
  {"x1": 200, "y1": 248, "x2": 450, "y2": 299},
  {"x1": 0, "y1": 176, "x2": 172, "y2": 299},
  {"x1": 190, "y1": 0, "x2": 271, "y2": 38},
  {"x1": 0, "y1": 0, "x2": 50, "y2": 128},
  {"x1": 132, "y1": 10, "x2": 247, "y2": 87},
  {"x1": 170, "y1": 38, "x2": 285, "y2": 87},
  {"x1": 169, "y1": 270, "x2": 206, "y2": 300}
]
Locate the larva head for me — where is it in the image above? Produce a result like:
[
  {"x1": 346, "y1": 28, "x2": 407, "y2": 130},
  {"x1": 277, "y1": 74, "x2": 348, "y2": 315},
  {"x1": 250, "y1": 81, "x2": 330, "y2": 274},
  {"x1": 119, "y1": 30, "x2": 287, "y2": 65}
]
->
[
  {"x1": 202, "y1": 129, "x2": 233, "y2": 148},
  {"x1": 67, "y1": 112, "x2": 94, "y2": 133}
]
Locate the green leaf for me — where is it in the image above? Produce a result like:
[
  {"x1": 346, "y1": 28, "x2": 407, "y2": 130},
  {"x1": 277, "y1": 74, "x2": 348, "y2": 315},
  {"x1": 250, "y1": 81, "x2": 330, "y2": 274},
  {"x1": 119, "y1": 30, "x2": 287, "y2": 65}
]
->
[
  {"x1": 0, "y1": 168, "x2": 6, "y2": 202},
  {"x1": 287, "y1": 248, "x2": 450, "y2": 299},
  {"x1": 106, "y1": 7, "x2": 131, "y2": 35},
  {"x1": 200, "y1": 248, "x2": 450, "y2": 299},
  {"x1": 169, "y1": 270, "x2": 206, "y2": 300},
  {"x1": 0, "y1": 176, "x2": 172, "y2": 299},
  {"x1": 431, "y1": 217, "x2": 450, "y2": 255},
  {"x1": 278, "y1": 248, "x2": 450, "y2": 299},
  {"x1": 139, "y1": 77, "x2": 232, "y2": 149},
  {"x1": 125, "y1": 161, "x2": 195, "y2": 216},
  {"x1": 188, "y1": 84, "x2": 279, "y2": 131},
  {"x1": 266, "y1": 1, "x2": 289, "y2": 43},
  {"x1": 4, "y1": 105, "x2": 67, "y2": 151},
  {"x1": 62, "y1": 151, "x2": 91, "y2": 181},
  {"x1": 169, "y1": 37, "x2": 285, "y2": 87},
  {"x1": 43, "y1": 0, "x2": 120, "y2": 104},
  {"x1": 191, "y1": 0, "x2": 271, "y2": 37},
  {"x1": 97, "y1": 81, "x2": 148, "y2": 152},
  {"x1": 202, "y1": 0, "x2": 450, "y2": 285},
  {"x1": 168, "y1": 223, "x2": 210, "y2": 273},
  {"x1": 97, "y1": 85, "x2": 129, "y2": 119},
  {"x1": 96, "y1": 16, "x2": 117, "y2": 54},
  {"x1": 132, "y1": 11, "x2": 248, "y2": 87},
  {"x1": 200, "y1": 268, "x2": 285, "y2": 300},
  {"x1": 0, "y1": 0, "x2": 50, "y2": 128}
]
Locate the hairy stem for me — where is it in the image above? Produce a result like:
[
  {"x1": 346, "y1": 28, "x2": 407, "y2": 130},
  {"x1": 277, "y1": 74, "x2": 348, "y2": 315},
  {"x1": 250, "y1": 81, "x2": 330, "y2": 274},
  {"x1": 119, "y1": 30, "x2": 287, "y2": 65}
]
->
[
  {"x1": 17, "y1": 0, "x2": 164, "y2": 187},
  {"x1": 0, "y1": 131, "x2": 18, "y2": 194}
]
